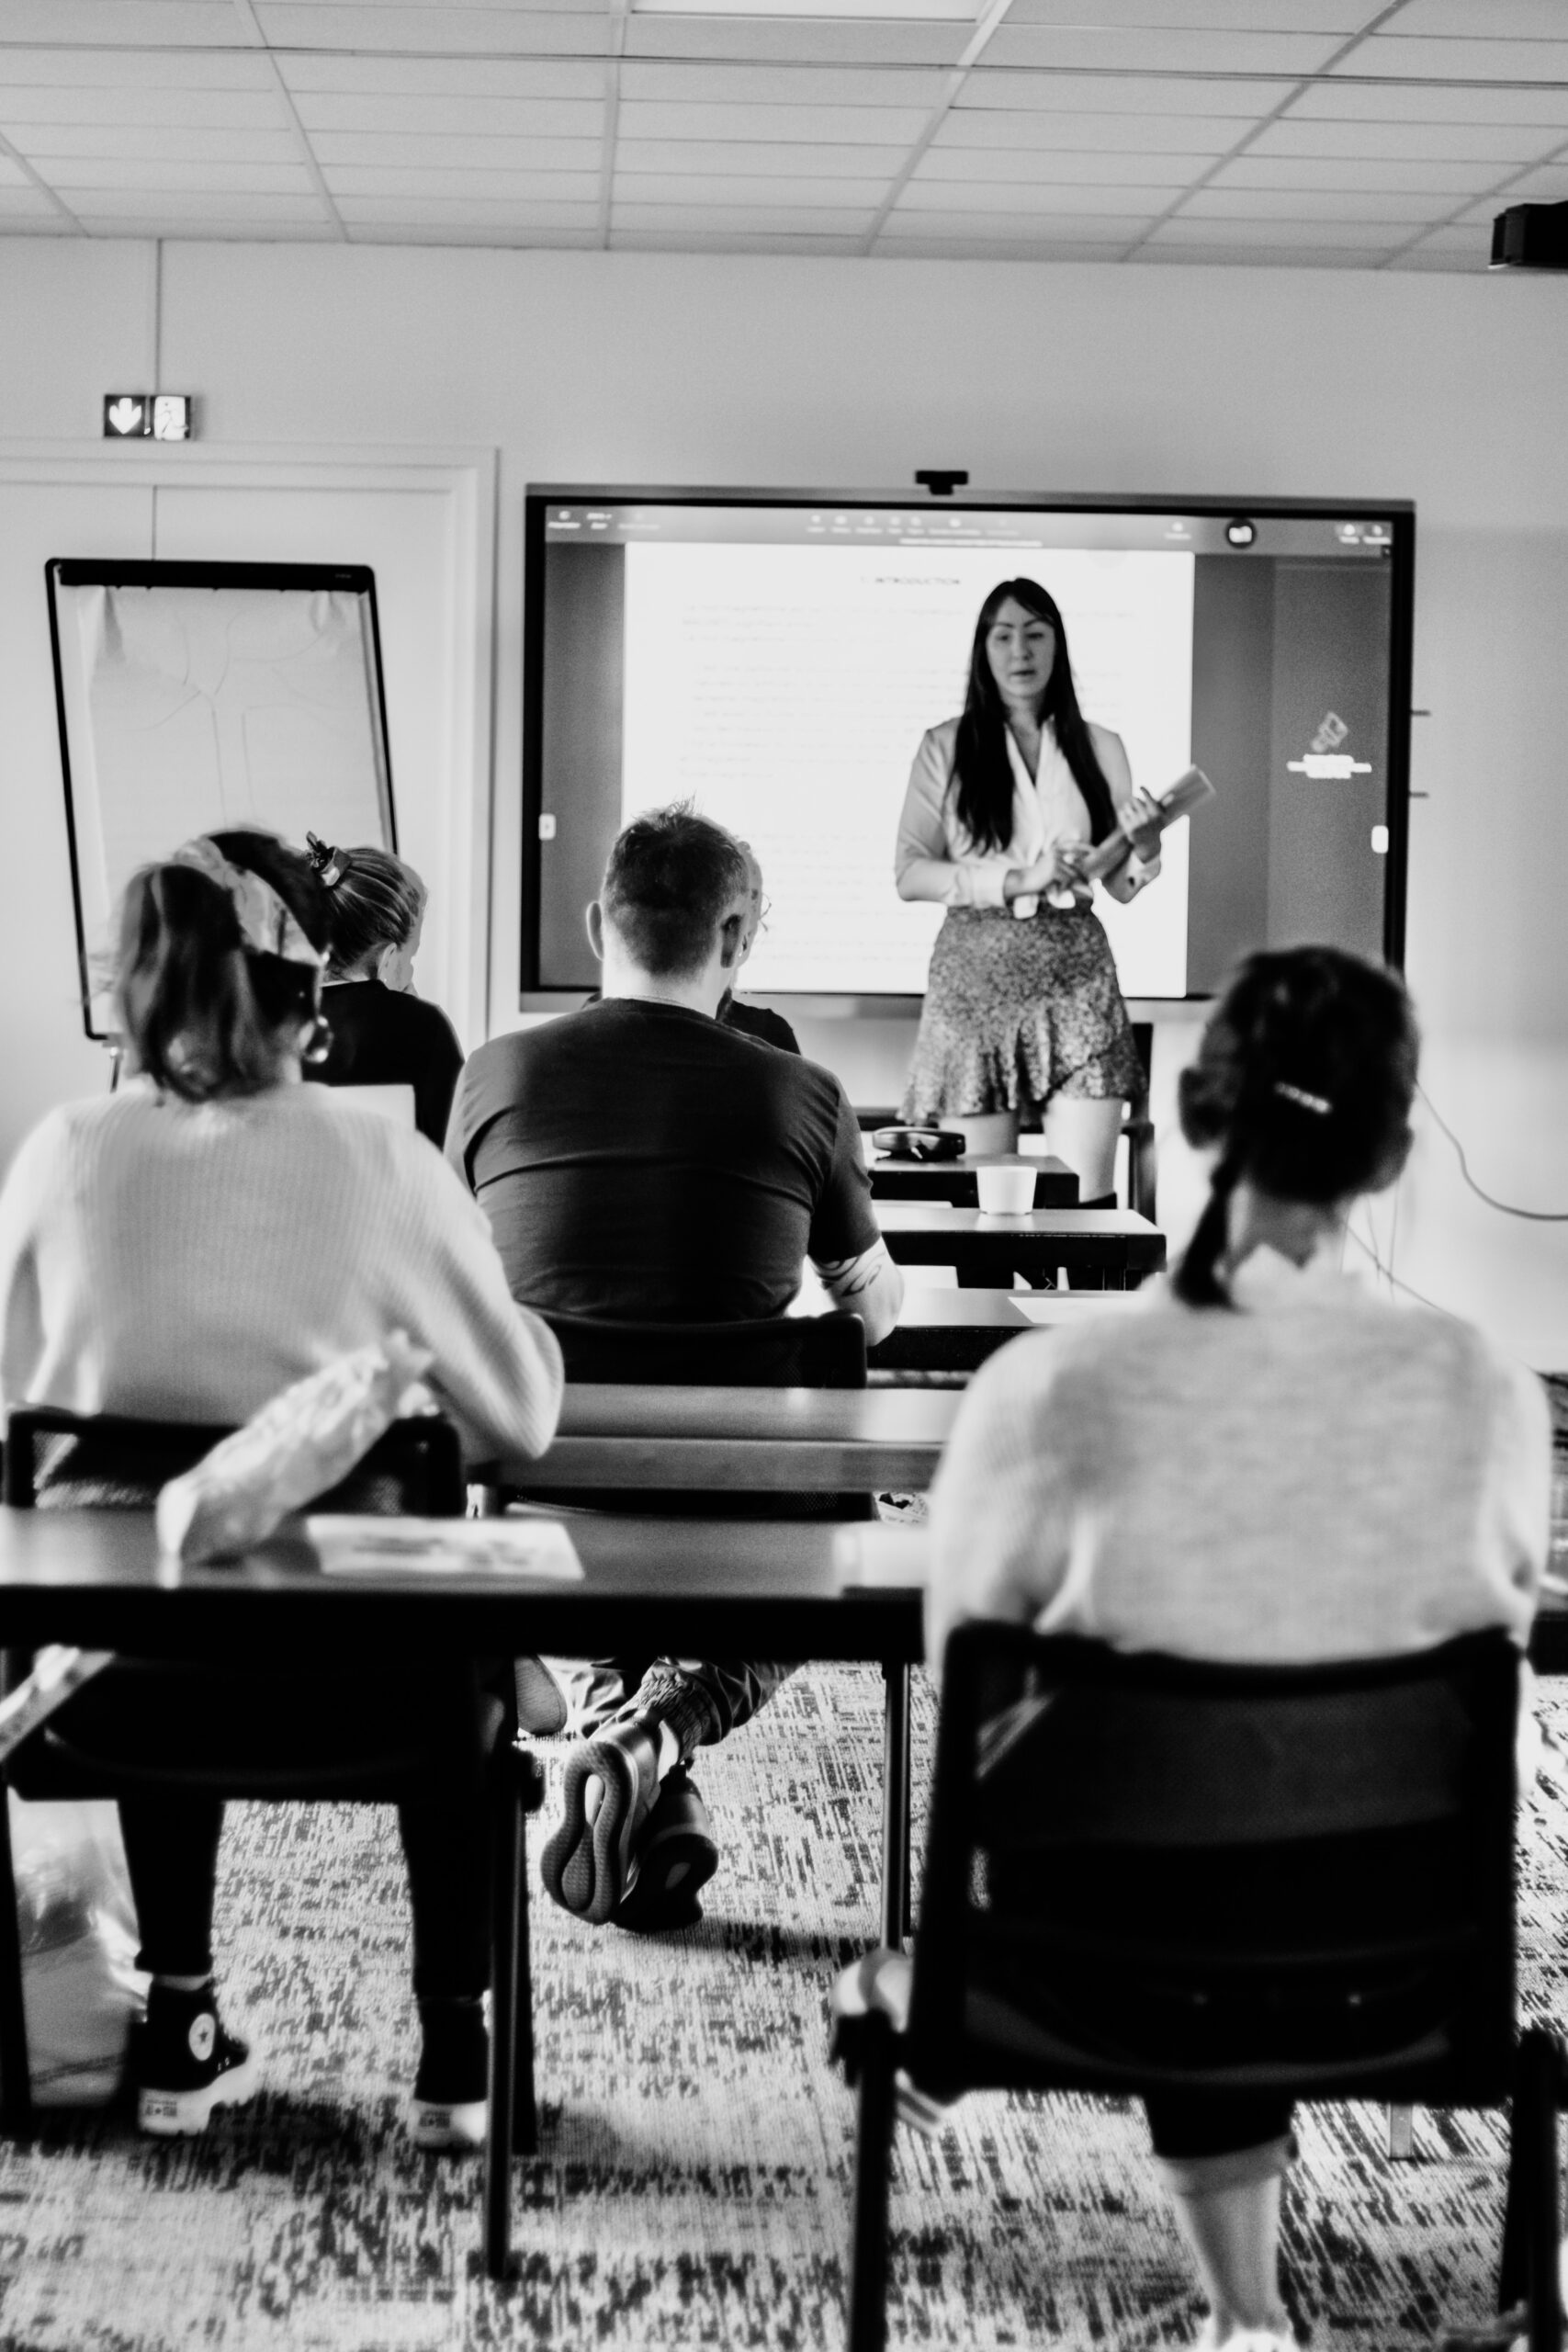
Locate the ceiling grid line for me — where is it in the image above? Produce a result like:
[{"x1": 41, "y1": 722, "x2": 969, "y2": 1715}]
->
[
  {"x1": 0, "y1": 121, "x2": 85, "y2": 233},
  {"x1": 228, "y1": 0, "x2": 349, "y2": 242},
  {"x1": 598, "y1": 0, "x2": 631, "y2": 249},
  {"x1": 1116, "y1": 0, "x2": 1418, "y2": 263},
  {"x1": 861, "y1": 0, "x2": 1020, "y2": 257}
]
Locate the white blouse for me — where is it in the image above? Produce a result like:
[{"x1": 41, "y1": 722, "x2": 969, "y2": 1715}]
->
[{"x1": 894, "y1": 713, "x2": 1158, "y2": 919}]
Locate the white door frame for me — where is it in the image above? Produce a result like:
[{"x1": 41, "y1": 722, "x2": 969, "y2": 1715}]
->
[{"x1": 0, "y1": 439, "x2": 497, "y2": 1041}]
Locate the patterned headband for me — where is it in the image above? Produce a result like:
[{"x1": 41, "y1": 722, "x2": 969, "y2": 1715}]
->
[
  {"x1": 1273, "y1": 1080, "x2": 1332, "y2": 1116},
  {"x1": 172, "y1": 837, "x2": 322, "y2": 969}
]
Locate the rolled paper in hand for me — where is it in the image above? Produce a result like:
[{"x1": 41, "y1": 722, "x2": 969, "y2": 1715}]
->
[{"x1": 1079, "y1": 766, "x2": 1216, "y2": 884}]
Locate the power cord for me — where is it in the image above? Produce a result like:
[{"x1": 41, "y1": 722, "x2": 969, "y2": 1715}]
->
[{"x1": 1416, "y1": 1081, "x2": 1568, "y2": 1222}]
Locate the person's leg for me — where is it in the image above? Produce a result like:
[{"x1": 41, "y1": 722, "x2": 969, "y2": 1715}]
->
[
  {"x1": 118, "y1": 1794, "x2": 260, "y2": 2135},
  {"x1": 1042, "y1": 1094, "x2": 1123, "y2": 1203},
  {"x1": 1145, "y1": 2094, "x2": 1296, "y2": 2343}
]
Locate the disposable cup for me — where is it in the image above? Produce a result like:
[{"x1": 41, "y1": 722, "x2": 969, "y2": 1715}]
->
[{"x1": 976, "y1": 1166, "x2": 1037, "y2": 1215}]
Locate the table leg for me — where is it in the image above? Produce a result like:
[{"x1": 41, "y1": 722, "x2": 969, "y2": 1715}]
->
[
  {"x1": 484, "y1": 1762, "x2": 523, "y2": 2282},
  {"x1": 880, "y1": 1663, "x2": 911, "y2": 1954}
]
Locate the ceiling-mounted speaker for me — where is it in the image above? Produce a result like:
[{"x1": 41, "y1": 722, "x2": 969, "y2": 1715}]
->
[{"x1": 1490, "y1": 201, "x2": 1568, "y2": 270}]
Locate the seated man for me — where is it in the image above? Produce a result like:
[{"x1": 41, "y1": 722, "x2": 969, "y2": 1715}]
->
[{"x1": 446, "y1": 805, "x2": 902, "y2": 1931}]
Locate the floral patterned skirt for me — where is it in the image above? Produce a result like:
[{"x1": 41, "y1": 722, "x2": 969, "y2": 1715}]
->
[{"x1": 900, "y1": 903, "x2": 1142, "y2": 1122}]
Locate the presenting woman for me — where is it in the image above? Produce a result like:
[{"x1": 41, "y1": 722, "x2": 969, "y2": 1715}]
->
[{"x1": 896, "y1": 579, "x2": 1164, "y2": 1203}]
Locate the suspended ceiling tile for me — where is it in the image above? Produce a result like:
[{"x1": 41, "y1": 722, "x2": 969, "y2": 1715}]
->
[
  {"x1": 0, "y1": 2, "x2": 244, "y2": 40},
  {"x1": 311, "y1": 131, "x2": 604, "y2": 167},
  {"x1": 40, "y1": 158, "x2": 313, "y2": 192},
  {"x1": 1147, "y1": 214, "x2": 1410, "y2": 245},
  {"x1": 1135, "y1": 239, "x2": 1405, "y2": 265},
  {"x1": 932, "y1": 108, "x2": 1254, "y2": 151},
  {"x1": 613, "y1": 172, "x2": 887, "y2": 203},
  {"x1": 324, "y1": 166, "x2": 601, "y2": 198},
  {"x1": 1400, "y1": 220, "x2": 1505, "y2": 251},
  {"x1": 624, "y1": 18, "x2": 967, "y2": 65},
  {"x1": 1250, "y1": 118, "x2": 1557, "y2": 161},
  {"x1": 611, "y1": 228, "x2": 866, "y2": 251},
  {"x1": 72, "y1": 187, "x2": 329, "y2": 215},
  {"x1": 0, "y1": 155, "x2": 33, "y2": 187},
  {"x1": 1503, "y1": 162, "x2": 1568, "y2": 198},
  {"x1": 981, "y1": 27, "x2": 1350, "y2": 74},
  {"x1": 1287, "y1": 79, "x2": 1568, "y2": 126},
  {"x1": 609, "y1": 201, "x2": 874, "y2": 233},
  {"x1": 617, "y1": 62, "x2": 951, "y2": 105},
  {"x1": 874, "y1": 232, "x2": 1143, "y2": 258},
  {"x1": 292, "y1": 93, "x2": 605, "y2": 134},
  {"x1": 0, "y1": 87, "x2": 288, "y2": 128},
  {"x1": 0, "y1": 49, "x2": 273, "y2": 88},
  {"x1": 1447, "y1": 191, "x2": 1565, "y2": 226},
  {"x1": 1178, "y1": 187, "x2": 1461, "y2": 223},
  {"x1": 958, "y1": 72, "x2": 1291, "y2": 116},
  {"x1": 885, "y1": 207, "x2": 1148, "y2": 237},
  {"x1": 334, "y1": 194, "x2": 602, "y2": 222},
  {"x1": 254, "y1": 4, "x2": 606, "y2": 46},
  {"x1": 614, "y1": 138, "x2": 902, "y2": 173},
  {"x1": 350, "y1": 221, "x2": 602, "y2": 243},
  {"x1": 616, "y1": 100, "x2": 931, "y2": 141},
  {"x1": 1389, "y1": 0, "x2": 1568, "y2": 30},
  {"x1": 10, "y1": 127, "x2": 303, "y2": 163},
  {"x1": 1002, "y1": 0, "x2": 1371, "y2": 23},
  {"x1": 278, "y1": 56, "x2": 608, "y2": 98},
  {"x1": 916, "y1": 144, "x2": 1224, "y2": 183},
  {"x1": 1333, "y1": 34, "x2": 1568, "y2": 81},
  {"x1": 1210, "y1": 154, "x2": 1517, "y2": 194},
  {"x1": 897, "y1": 178, "x2": 1185, "y2": 213}
]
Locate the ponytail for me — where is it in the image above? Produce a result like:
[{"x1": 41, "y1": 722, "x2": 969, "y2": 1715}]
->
[{"x1": 1172, "y1": 946, "x2": 1418, "y2": 1312}]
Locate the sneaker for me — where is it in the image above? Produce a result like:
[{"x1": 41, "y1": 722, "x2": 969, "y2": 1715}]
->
[
  {"x1": 134, "y1": 1981, "x2": 259, "y2": 2137},
  {"x1": 540, "y1": 1714, "x2": 662, "y2": 1925},
  {"x1": 610, "y1": 1769, "x2": 719, "y2": 1934},
  {"x1": 409, "y1": 1996, "x2": 488, "y2": 2153}
]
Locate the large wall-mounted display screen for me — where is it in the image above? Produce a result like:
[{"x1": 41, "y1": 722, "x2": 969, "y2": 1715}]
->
[{"x1": 522, "y1": 491, "x2": 1413, "y2": 1005}]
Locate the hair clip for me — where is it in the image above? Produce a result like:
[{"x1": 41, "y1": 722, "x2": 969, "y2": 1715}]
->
[
  {"x1": 306, "y1": 831, "x2": 350, "y2": 890},
  {"x1": 1274, "y1": 1080, "x2": 1332, "y2": 1116}
]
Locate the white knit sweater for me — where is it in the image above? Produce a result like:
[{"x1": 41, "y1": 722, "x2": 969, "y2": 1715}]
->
[
  {"x1": 0, "y1": 1080, "x2": 562, "y2": 1464},
  {"x1": 930, "y1": 1250, "x2": 1550, "y2": 1669}
]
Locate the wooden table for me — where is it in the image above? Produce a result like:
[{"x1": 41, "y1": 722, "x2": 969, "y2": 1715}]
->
[
  {"x1": 866, "y1": 1151, "x2": 1079, "y2": 1209},
  {"x1": 490, "y1": 1384, "x2": 959, "y2": 1495},
  {"x1": 868, "y1": 1287, "x2": 1142, "y2": 1375},
  {"x1": 0, "y1": 1504, "x2": 925, "y2": 2280},
  {"x1": 876, "y1": 1202, "x2": 1167, "y2": 1289}
]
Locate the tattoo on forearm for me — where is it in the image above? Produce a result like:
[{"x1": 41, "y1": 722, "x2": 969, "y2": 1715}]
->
[{"x1": 815, "y1": 1246, "x2": 890, "y2": 1299}]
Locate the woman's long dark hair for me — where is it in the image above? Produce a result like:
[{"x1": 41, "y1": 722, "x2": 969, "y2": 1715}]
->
[
  {"x1": 116, "y1": 830, "x2": 331, "y2": 1103},
  {"x1": 950, "y1": 579, "x2": 1117, "y2": 854},
  {"x1": 1173, "y1": 945, "x2": 1418, "y2": 1309}
]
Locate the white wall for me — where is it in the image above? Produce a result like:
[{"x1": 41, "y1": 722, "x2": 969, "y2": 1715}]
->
[{"x1": 2, "y1": 240, "x2": 1566, "y2": 1358}]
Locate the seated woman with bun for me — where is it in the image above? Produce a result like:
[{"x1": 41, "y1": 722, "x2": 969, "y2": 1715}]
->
[
  {"x1": 303, "y1": 833, "x2": 463, "y2": 1145},
  {"x1": 929, "y1": 944, "x2": 1549, "y2": 2352},
  {"x1": 0, "y1": 830, "x2": 562, "y2": 2149}
]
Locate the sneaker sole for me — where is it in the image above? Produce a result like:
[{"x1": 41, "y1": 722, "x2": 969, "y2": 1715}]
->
[
  {"x1": 612, "y1": 1819, "x2": 719, "y2": 1934},
  {"x1": 409, "y1": 2095, "x2": 488, "y2": 2153},
  {"x1": 540, "y1": 1740, "x2": 649, "y2": 1925},
  {"x1": 137, "y1": 2048, "x2": 260, "y2": 2137}
]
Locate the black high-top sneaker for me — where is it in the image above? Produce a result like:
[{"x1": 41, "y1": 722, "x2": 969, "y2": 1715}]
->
[
  {"x1": 134, "y1": 1981, "x2": 259, "y2": 2136},
  {"x1": 410, "y1": 1996, "x2": 488, "y2": 2152}
]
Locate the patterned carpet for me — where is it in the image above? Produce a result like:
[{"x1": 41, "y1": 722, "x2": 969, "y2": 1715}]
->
[{"x1": 0, "y1": 1663, "x2": 1561, "y2": 2352}]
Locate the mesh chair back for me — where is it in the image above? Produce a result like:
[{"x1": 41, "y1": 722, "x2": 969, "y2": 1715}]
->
[
  {"x1": 908, "y1": 1624, "x2": 1519, "y2": 2110},
  {"x1": 542, "y1": 1310, "x2": 867, "y2": 1390},
  {"x1": 2, "y1": 1405, "x2": 465, "y2": 1517}
]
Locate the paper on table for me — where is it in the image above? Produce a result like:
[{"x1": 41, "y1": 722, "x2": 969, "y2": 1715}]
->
[
  {"x1": 307, "y1": 1515, "x2": 585, "y2": 1580},
  {"x1": 833, "y1": 1523, "x2": 931, "y2": 1589},
  {"x1": 1011, "y1": 1293, "x2": 1145, "y2": 1324}
]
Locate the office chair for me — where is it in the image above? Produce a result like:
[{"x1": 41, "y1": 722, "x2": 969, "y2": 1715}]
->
[{"x1": 831, "y1": 1623, "x2": 1559, "y2": 2352}]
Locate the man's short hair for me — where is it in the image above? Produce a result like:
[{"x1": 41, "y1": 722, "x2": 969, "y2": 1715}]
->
[{"x1": 602, "y1": 806, "x2": 750, "y2": 979}]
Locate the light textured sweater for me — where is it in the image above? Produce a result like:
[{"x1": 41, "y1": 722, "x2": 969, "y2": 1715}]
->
[
  {"x1": 0, "y1": 1080, "x2": 562, "y2": 1463},
  {"x1": 929, "y1": 1250, "x2": 1550, "y2": 1669}
]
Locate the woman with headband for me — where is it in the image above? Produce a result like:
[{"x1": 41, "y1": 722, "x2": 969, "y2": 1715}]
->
[
  {"x1": 0, "y1": 829, "x2": 562, "y2": 2151},
  {"x1": 304, "y1": 834, "x2": 463, "y2": 1147},
  {"x1": 926, "y1": 944, "x2": 1547, "y2": 2352}
]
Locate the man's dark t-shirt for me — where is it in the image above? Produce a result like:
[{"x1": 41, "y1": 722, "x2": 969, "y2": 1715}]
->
[
  {"x1": 446, "y1": 998, "x2": 879, "y2": 1321},
  {"x1": 305, "y1": 980, "x2": 464, "y2": 1148}
]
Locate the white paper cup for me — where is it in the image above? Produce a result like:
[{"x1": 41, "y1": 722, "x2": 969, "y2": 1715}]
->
[{"x1": 976, "y1": 1166, "x2": 1037, "y2": 1215}]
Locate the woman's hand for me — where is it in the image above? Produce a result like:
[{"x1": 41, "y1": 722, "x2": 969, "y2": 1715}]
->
[
  {"x1": 1122, "y1": 787, "x2": 1164, "y2": 865},
  {"x1": 1004, "y1": 843, "x2": 1087, "y2": 902}
]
